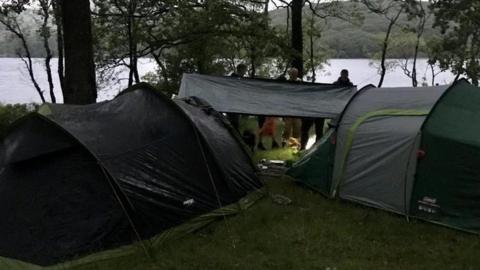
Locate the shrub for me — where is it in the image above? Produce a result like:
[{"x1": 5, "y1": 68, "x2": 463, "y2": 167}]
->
[{"x1": 0, "y1": 103, "x2": 38, "y2": 138}]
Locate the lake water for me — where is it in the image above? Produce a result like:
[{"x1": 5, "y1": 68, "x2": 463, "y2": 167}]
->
[{"x1": 0, "y1": 58, "x2": 455, "y2": 104}]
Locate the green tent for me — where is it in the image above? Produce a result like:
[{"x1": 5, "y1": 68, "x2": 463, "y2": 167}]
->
[
  {"x1": 411, "y1": 81, "x2": 480, "y2": 233},
  {"x1": 287, "y1": 79, "x2": 480, "y2": 233},
  {"x1": 287, "y1": 128, "x2": 336, "y2": 196}
]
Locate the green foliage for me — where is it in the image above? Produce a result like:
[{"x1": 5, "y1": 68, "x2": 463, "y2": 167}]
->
[
  {"x1": 269, "y1": 1, "x2": 438, "y2": 59},
  {"x1": 92, "y1": 0, "x2": 290, "y2": 93},
  {"x1": 429, "y1": 0, "x2": 480, "y2": 85},
  {"x1": 0, "y1": 8, "x2": 57, "y2": 57},
  {"x1": 0, "y1": 103, "x2": 37, "y2": 138}
]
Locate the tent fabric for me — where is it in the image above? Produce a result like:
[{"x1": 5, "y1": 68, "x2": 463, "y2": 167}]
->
[
  {"x1": 288, "y1": 80, "x2": 480, "y2": 233},
  {"x1": 286, "y1": 128, "x2": 335, "y2": 196},
  {"x1": 288, "y1": 85, "x2": 448, "y2": 203},
  {"x1": 0, "y1": 84, "x2": 263, "y2": 267},
  {"x1": 0, "y1": 188, "x2": 265, "y2": 270},
  {"x1": 335, "y1": 109, "x2": 429, "y2": 214},
  {"x1": 178, "y1": 73, "x2": 356, "y2": 118},
  {"x1": 331, "y1": 85, "x2": 448, "y2": 208},
  {"x1": 411, "y1": 80, "x2": 480, "y2": 233}
]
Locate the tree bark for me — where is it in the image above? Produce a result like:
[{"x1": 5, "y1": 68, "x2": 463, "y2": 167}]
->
[
  {"x1": 378, "y1": 8, "x2": 403, "y2": 87},
  {"x1": 291, "y1": 0, "x2": 304, "y2": 77},
  {"x1": 52, "y1": 0, "x2": 65, "y2": 93},
  {"x1": 39, "y1": 0, "x2": 56, "y2": 103},
  {"x1": 309, "y1": 13, "x2": 316, "y2": 82},
  {"x1": 61, "y1": 0, "x2": 97, "y2": 104},
  {"x1": 411, "y1": 10, "x2": 427, "y2": 87}
]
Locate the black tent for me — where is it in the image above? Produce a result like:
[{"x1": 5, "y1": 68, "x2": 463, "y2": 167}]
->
[{"x1": 0, "y1": 83, "x2": 263, "y2": 268}]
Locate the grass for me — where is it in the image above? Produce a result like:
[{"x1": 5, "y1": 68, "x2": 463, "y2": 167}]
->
[
  {"x1": 69, "y1": 149, "x2": 480, "y2": 270},
  {"x1": 253, "y1": 148, "x2": 300, "y2": 163}
]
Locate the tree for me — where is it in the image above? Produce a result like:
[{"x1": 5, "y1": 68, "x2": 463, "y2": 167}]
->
[
  {"x1": 61, "y1": 0, "x2": 97, "y2": 104},
  {"x1": 52, "y1": 0, "x2": 65, "y2": 92},
  {"x1": 361, "y1": 0, "x2": 405, "y2": 87},
  {"x1": 424, "y1": 37, "x2": 447, "y2": 86},
  {"x1": 273, "y1": 0, "x2": 358, "y2": 78},
  {"x1": 92, "y1": 0, "x2": 286, "y2": 95},
  {"x1": 429, "y1": 0, "x2": 480, "y2": 86},
  {"x1": 303, "y1": 11, "x2": 331, "y2": 82},
  {"x1": 390, "y1": 32, "x2": 424, "y2": 86},
  {"x1": 38, "y1": 0, "x2": 56, "y2": 102},
  {"x1": 399, "y1": 0, "x2": 428, "y2": 87},
  {"x1": 290, "y1": 0, "x2": 303, "y2": 75},
  {"x1": 0, "y1": 2, "x2": 51, "y2": 103}
]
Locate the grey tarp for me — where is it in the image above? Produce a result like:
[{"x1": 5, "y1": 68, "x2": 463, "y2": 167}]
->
[
  {"x1": 178, "y1": 73, "x2": 356, "y2": 118},
  {"x1": 332, "y1": 85, "x2": 449, "y2": 214}
]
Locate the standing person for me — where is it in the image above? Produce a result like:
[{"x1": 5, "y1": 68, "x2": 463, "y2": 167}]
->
[
  {"x1": 333, "y1": 69, "x2": 354, "y2": 87},
  {"x1": 230, "y1": 63, "x2": 247, "y2": 78},
  {"x1": 258, "y1": 73, "x2": 287, "y2": 145},
  {"x1": 301, "y1": 70, "x2": 355, "y2": 150},
  {"x1": 282, "y1": 68, "x2": 302, "y2": 146},
  {"x1": 300, "y1": 118, "x2": 325, "y2": 150},
  {"x1": 228, "y1": 64, "x2": 247, "y2": 130}
]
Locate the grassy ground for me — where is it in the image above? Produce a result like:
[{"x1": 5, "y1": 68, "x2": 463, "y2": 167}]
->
[
  {"x1": 44, "y1": 118, "x2": 479, "y2": 270},
  {"x1": 109, "y1": 176, "x2": 479, "y2": 270},
  {"x1": 253, "y1": 148, "x2": 300, "y2": 163},
  {"x1": 71, "y1": 148, "x2": 480, "y2": 270}
]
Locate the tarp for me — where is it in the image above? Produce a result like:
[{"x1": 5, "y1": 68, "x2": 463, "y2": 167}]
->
[{"x1": 178, "y1": 73, "x2": 356, "y2": 118}]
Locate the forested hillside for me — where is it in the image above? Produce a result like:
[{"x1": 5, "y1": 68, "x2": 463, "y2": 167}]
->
[
  {"x1": 269, "y1": 1, "x2": 437, "y2": 58},
  {"x1": 1, "y1": 2, "x2": 435, "y2": 59}
]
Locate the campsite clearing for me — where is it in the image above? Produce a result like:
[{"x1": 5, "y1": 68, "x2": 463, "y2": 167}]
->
[{"x1": 70, "y1": 164, "x2": 480, "y2": 270}]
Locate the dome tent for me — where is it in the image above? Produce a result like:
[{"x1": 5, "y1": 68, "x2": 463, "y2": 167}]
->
[
  {"x1": 0, "y1": 83, "x2": 263, "y2": 268},
  {"x1": 288, "y1": 80, "x2": 480, "y2": 233},
  {"x1": 288, "y1": 83, "x2": 448, "y2": 203}
]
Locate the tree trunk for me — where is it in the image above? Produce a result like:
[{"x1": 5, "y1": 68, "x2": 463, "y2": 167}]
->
[
  {"x1": 61, "y1": 0, "x2": 97, "y2": 104},
  {"x1": 40, "y1": 0, "x2": 56, "y2": 103},
  {"x1": 411, "y1": 46, "x2": 418, "y2": 87},
  {"x1": 378, "y1": 8, "x2": 403, "y2": 87},
  {"x1": 430, "y1": 64, "x2": 435, "y2": 86},
  {"x1": 264, "y1": 0, "x2": 269, "y2": 15},
  {"x1": 250, "y1": 45, "x2": 256, "y2": 78},
  {"x1": 412, "y1": 17, "x2": 426, "y2": 87},
  {"x1": 309, "y1": 13, "x2": 316, "y2": 82},
  {"x1": 291, "y1": 0, "x2": 304, "y2": 77},
  {"x1": 127, "y1": 1, "x2": 140, "y2": 86},
  {"x1": 52, "y1": 0, "x2": 65, "y2": 93}
]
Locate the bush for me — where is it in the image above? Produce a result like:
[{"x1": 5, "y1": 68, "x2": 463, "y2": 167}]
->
[{"x1": 0, "y1": 103, "x2": 37, "y2": 138}]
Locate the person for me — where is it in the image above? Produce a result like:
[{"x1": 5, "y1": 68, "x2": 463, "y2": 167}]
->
[
  {"x1": 230, "y1": 63, "x2": 247, "y2": 78},
  {"x1": 333, "y1": 69, "x2": 354, "y2": 87},
  {"x1": 258, "y1": 117, "x2": 280, "y2": 150},
  {"x1": 257, "y1": 74, "x2": 287, "y2": 150},
  {"x1": 300, "y1": 118, "x2": 325, "y2": 150},
  {"x1": 287, "y1": 67, "x2": 300, "y2": 81},
  {"x1": 228, "y1": 64, "x2": 248, "y2": 130},
  {"x1": 300, "y1": 67, "x2": 328, "y2": 149},
  {"x1": 282, "y1": 68, "x2": 302, "y2": 146},
  {"x1": 300, "y1": 69, "x2": 354, "y2": 150},
  {"x1": 258, "y1": 74, "x2": 286, "y2": 135}
]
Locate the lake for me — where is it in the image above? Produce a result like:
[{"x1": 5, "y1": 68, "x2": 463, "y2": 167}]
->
[{"x1": 0, "y1": 58, "x2": 455, "y2": 104}]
